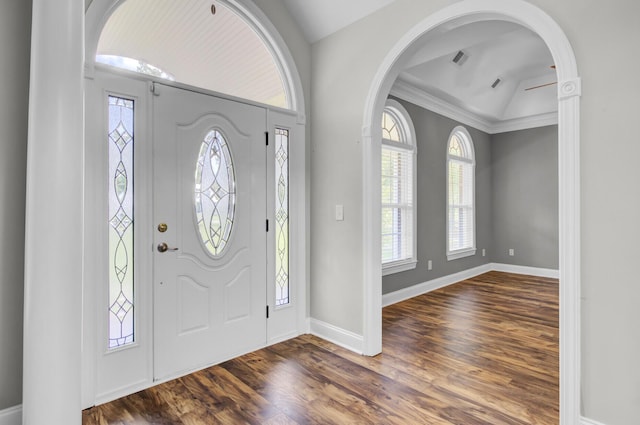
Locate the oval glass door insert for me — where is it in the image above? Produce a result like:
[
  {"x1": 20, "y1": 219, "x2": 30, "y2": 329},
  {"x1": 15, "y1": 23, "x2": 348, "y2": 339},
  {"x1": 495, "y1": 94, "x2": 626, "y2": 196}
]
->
[{"x1": 195, "y1": 129, "x2": 236, "y2": 257}]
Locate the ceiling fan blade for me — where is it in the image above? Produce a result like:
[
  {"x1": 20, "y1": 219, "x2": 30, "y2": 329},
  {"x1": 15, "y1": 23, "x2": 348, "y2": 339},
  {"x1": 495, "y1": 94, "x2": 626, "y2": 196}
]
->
[{"x1": 525, "y1": 81, "x2": 558, "y2": 91}]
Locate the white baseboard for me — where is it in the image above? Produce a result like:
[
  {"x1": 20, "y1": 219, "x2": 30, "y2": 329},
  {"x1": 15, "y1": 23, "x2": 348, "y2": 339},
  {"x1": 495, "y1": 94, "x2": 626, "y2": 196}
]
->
[
  {"x1": 0, "y1": 405, "x2": 21, "y2": 425},
  {"x1": 582, "y1": 416, "x2": 607, "y2": 425},
  {"x1": 383, "y1": 263, "x2": 559, "y2": 307},
  {"x1": 382, "y1": 263, "x2": 492, "y2": 307},
  {"x1": 491, "y1": 263, "x2": 559, "y2": 279},
  {"x1": 309, "y1": 318, "x2": 363, "y2": 354}
]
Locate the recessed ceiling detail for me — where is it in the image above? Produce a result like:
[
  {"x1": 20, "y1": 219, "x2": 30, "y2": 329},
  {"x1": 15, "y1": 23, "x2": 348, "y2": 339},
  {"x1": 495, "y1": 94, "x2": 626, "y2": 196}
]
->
[
  {"x1": 394, "y1": 20, "x2": 557, "y2": 125},
  {"x1": 97, "y1": 0, "x2": 288, "y2": 108}
]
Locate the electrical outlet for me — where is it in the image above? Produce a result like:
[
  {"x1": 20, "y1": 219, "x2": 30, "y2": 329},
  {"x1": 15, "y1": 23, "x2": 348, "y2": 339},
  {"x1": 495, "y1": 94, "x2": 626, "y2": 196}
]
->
[
  {"x1": 482, "y1": 248, "x2": 486, "y2": 257},
  {"x1": 509, "y1": 248, "x2": 515, "y2": 256},
  {"x1": 427, "y1": 260, "x2": 433, "y2": 270},
  {"x1": 335, "y1": 204, "x2": 344, "y2": 221}
]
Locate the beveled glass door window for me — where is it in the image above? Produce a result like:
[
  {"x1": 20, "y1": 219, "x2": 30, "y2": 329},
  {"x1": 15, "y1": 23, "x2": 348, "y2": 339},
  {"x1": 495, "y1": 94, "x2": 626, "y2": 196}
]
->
[
  {"x1": 275, "y1": 128, "x2": 289, "y2": 306},
  {"x1": 194, "y1": 129, "x2": 236, "y2": 257},
  {"x1": 108, "y1": 95, "x2": 135, "y2": 349}
]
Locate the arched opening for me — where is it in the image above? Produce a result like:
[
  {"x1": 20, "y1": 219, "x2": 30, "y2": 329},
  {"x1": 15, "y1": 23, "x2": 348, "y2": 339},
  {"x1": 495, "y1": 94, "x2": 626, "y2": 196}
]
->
[
  {"x1": 361, "y1": 1, "x2": 581, "y2": 423},
  {"x1": 81, "y1": 0, "x2": 307, "y2": 409},
  {"x1": 94, "y1": 0, "x2": 288, "y2": 108},
  {"x1": 86, "y1": 0, "x2": 305, "y2": 117}
]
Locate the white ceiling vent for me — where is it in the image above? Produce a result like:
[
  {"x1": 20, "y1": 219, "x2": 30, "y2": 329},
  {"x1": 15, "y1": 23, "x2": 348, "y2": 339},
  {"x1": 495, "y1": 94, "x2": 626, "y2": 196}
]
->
[{"x1": 452, "y1": 50, "x2": 468, "y2": 66}]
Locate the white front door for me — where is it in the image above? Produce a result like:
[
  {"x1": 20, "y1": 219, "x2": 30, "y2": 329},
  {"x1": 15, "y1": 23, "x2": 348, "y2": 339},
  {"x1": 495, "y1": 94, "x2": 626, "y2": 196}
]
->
[{"x1": 152, "y1": 84, "x2": 267, "y2": 381}]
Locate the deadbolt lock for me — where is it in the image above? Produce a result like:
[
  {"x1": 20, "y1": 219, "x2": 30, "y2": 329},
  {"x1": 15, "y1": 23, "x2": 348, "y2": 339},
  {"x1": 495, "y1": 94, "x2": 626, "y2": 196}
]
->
[{"x1": 157, "y1": 223, "x2": 168, "y2": 233}]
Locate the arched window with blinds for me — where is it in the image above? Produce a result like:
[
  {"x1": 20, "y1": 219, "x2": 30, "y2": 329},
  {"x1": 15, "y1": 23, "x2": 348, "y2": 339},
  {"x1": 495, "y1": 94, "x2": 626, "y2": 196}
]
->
[
  {"x1": 381, "y1": 99, "x2": 417, "y2": 275},
  {"x1": 446, "y1": 126, "x2": 476, "y2": 260}
]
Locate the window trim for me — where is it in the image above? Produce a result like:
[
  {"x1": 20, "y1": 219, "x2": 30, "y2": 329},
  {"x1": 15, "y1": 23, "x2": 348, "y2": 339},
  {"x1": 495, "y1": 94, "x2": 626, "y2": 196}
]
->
[
  {"x1": 446, "y1": 126, "x2": 476, "y2": 261},
  {"x1": 381, "y1": 99, "x2": 417, "y2": 275}
]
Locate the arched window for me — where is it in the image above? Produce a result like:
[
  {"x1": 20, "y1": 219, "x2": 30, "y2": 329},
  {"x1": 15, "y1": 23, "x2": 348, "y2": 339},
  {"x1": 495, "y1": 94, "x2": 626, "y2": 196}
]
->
[
  {"x1": 96, "y1": 0, "x2": 288, "y2": 108},
  {"x1": 381, "y1": 99, "x2": 417, "y2": 275},
  {"x1": 447, "y1": 126, "x2": 476, "y2": 260}
]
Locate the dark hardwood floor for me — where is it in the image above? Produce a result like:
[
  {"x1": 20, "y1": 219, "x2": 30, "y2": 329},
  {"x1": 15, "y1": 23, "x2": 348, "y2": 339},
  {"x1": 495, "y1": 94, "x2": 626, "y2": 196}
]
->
[{"x1": 83, "y1": 271, "x2": 559, "y2": 424}]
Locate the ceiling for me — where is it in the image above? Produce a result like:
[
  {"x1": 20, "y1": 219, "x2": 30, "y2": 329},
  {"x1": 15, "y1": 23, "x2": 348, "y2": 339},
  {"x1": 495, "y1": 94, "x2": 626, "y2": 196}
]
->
[
  {"x1": 394, "y1": 20, "x2": 557, "y2": 129},
  {"x1": 281, "y1": 5, "x2": 557, "y2": 131},
  {"x1": 282, "y1": 0, "x2": 395, "y2": 43}
]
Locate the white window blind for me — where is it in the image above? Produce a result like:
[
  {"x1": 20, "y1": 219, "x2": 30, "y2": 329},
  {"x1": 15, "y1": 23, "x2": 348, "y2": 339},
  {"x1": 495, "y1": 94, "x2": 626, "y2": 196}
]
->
[
  {"x1": 382, "y1": 144, "x2": 414, "y2": 264},
  {"x1": 447, "y1": 127, "x2": 475, "y2": 260}
]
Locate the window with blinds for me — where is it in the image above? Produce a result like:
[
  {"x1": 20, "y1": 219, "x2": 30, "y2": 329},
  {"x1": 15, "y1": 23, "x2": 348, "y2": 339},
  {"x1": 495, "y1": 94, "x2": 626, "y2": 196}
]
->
[
  {"x1": 381, "y1": 100, "x2": 417, "y2": 274},
  {"x1": 447, "y1": 127, "x2": 476, "y2": 260}
]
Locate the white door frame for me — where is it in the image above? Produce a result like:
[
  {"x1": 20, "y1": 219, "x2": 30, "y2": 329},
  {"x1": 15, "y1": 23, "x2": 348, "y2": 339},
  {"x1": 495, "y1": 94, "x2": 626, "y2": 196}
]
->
[
  {"x1": 361, "y1": 1, "x2": 581, "y2": 424},
  {"x1": 77, "y1": 0, "x2": 307, "y2": 414}
]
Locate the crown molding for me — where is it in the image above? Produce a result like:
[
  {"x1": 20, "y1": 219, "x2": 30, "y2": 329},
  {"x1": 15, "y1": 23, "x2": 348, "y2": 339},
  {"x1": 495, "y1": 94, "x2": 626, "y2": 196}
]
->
[{"x1": 390, "y1": 79, "x2": 558, "y2": 134}]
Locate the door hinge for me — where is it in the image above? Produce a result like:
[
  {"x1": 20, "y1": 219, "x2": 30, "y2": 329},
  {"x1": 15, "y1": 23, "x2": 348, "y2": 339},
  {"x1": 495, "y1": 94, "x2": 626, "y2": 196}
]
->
[
  {"x1": 265, "y1": 131, "x2": 269, "y2": 146},
  {"x1": 266, "y1": 219, "x2": 269, "y2": 232},
  {"x1": 266, "y1": 305, "x2": 270, "y2": 318},
  {"x1": 150, "y1": 82, "x2": 160, "y2": 96}
]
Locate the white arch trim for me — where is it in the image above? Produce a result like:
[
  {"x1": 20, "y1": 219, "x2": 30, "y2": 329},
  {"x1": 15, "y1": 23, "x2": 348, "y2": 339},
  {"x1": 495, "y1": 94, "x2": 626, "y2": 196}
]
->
[
  {"x1": 85, "y1": 0, "x2": 306, "y2": 124},
  {"x1": 362, "y1": 1, "x2": 581, "y2": 424}
]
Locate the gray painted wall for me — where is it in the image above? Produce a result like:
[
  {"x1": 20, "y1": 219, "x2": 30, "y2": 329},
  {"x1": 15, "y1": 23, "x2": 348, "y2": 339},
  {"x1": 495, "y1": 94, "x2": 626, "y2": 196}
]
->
[
  {"x1": 383, "y1": 98, "x2": 559, "y2": 295},
  {"x1": 382, "y1": 98, "x2": 492, "y2": 295},
  {"x1": 0, "y1": 0, "x2": 31, "y2": 410},
  {"x1": 492, "y1": 126, "x2": 558, "y2": 269}
]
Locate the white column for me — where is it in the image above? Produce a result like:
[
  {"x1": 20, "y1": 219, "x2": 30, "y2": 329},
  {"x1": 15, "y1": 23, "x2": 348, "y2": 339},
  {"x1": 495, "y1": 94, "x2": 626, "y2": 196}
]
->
[{"x1": 23, "y1": 0, "x2": 84, "y2": 423}]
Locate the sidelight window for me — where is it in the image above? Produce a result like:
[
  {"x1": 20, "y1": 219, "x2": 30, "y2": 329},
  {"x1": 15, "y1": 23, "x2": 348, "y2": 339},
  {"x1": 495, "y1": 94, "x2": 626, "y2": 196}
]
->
[
  {"x1": 275, "y1": 128, "x2": 290, "y2": 306},
  {"x1": 108, "y1": 95, "x2": 135, "y2": 348}
]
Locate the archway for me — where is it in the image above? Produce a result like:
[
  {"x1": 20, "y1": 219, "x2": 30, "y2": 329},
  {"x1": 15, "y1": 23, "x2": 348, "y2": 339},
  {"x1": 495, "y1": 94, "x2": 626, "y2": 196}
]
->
[
  {"x1": 85, "y1": 0, "x2": 306, "y2": 121},
  {"x1": 361, "y1": 1, "x2": 581, "y2": 423}
]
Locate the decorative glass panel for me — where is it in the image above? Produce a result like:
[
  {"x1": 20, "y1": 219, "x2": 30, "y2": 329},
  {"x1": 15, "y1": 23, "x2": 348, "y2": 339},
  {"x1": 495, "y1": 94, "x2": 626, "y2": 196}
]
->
[
  {"x1": 195, "y1": 130, "x2": 236, "y2": 257},
  {"x1": 449, "y1": 135, "x2": 462, "y2": 157},
  {"x1": 108, "y1": 95, "x2": 135, "y2": 349},
  {"x1": 275, "y1": 128, "x2": 290, "y2": 306},
  {"x1": 382, "y1": 111, "x2": 402, "y2": 143}
]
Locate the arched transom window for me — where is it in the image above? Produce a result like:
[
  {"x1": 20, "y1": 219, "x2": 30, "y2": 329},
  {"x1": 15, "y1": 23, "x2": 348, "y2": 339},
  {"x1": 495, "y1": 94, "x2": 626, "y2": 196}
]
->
[
  {"x1": 381, "y1": 99, "x2": 417, "y2": 275},
  {"x1": 447, "y1": 126, "x2": 476, "y2": 260},
  {"x1": 96, "y1": 0, "x2": 288, "y2": 108}
]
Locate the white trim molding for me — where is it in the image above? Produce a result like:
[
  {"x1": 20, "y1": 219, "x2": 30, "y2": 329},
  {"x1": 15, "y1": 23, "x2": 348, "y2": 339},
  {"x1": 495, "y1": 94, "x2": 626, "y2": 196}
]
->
[
  {"x1": 581, "y1": 417, "x2": 607, "y2": 425},
  {"x1": 382, "y1": 263, "x2": 559, "y2": 308},
  {"x1": 382, "y1": 259, "x2": 417, "y2": 276},
  {"x1": 383, "y1": 264, "x2": 492, "y2": 307},
  {"x1": 0, "y1": 405, "x2": 21, "y2": 425},
  {"x1": 309, "y1": 319, "x2": 364, "y2": 354},
  {"x1": 491, "y1": 263, "x2": 560, "y2": 279},
  {"x1": 391, "y1": 78, "x2": 559, "y2": 135},
  {"x1": 362, "y1": 3, "x2": 581, "y2": 424}
]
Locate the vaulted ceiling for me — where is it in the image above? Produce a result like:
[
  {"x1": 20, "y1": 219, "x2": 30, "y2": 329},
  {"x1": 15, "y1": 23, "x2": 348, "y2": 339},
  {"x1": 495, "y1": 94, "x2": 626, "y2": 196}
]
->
[{"x1": 393, "y1": 20, "x2": 557, "y2": 129}]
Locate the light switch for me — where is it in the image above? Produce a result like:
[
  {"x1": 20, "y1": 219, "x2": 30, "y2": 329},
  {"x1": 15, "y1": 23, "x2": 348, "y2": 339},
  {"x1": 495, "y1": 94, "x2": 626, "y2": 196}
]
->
[{"x1": 335, "y1": 204, "x2": 344, "y2": 221}]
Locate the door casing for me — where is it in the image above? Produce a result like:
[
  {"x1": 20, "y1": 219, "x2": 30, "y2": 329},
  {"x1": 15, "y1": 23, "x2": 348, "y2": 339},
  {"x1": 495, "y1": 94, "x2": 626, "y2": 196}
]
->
[{"x1": 82, "y1": 68, "x2": 307, "y2": 407}]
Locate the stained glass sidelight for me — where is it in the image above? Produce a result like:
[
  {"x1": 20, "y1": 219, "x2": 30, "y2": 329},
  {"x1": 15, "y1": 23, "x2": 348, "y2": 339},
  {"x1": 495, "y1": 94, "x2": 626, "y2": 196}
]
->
[
  {"x1": 108, "y1": 95, "x2": 135, "y2": 348},
  {"x1": 275, "y1": 128, "x2": 289, "y2": 306},
  {"x1": 195, "y1": 130, "x2": 236, "y2": 257}
]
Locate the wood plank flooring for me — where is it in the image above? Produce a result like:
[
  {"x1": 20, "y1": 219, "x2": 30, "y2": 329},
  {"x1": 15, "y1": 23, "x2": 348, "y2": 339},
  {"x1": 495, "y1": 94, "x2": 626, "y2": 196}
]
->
[{"x1": 83, "y1": 271, "x2": 558, "y2": 424}]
